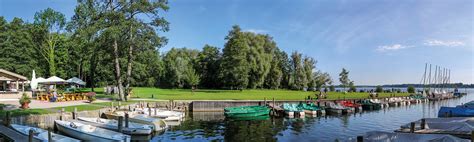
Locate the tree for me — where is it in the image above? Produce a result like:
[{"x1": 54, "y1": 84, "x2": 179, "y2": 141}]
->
[
  {"x1": 376, "y1": 86, "x2": 383, "y2": 93},
  {"x1": 221, "y1": 25, "x2": 250, "y2": 90},
  {"x1": 303, "y1": 56, "x2": 316, "y2": 90},
  {"x1": 33, "y1": 8, "x2": 66, "y2": 76},
  {"x1": 0, "y1": 17, "x2": 38, "y2": 77},
  {"x1": 186, "y1": 67, "x2": 200, "y2": 93},
  {"x1": 407, "y1": 85, "x2": 415, "y2": 93},
  {"x1": 290, "y1": 51, "x2": 307, "y2": 90},
  {"x1": 339, "y1": 68, "x2": 350, "y2": 92},
  {"x1": 348, "y1": 81, "x2": 356, "y2": 92},
  {"x1": 197, "y1": 45, "x2": 221, "y2": 88}
]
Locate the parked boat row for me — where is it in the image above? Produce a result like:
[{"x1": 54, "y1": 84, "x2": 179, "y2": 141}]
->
[{"x1": 7, "y1": 108, "x2": 187, "y2": 142}]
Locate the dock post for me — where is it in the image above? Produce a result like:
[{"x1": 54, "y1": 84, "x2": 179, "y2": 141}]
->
[
  {"x1": 60, "y1": 108, "x2": 64, "y2": 121},
  {"x1": 48, "y1": 128, "x2": 52, "y2": 141},
  {"x1": 155, "y1": 102, "x2": 158, "y2": 116},
  {"x1": 471, "y1": 131, "x2": 473, "y2": 142},
  {"x1": 125, "y1": 113, "x2": 129, "y2": 128},
  {"x1": 28, "y1": 129, "x2": 34, "y2": 142},
  {"x1": 410, "y1": 122, "x2": 415, "y2": 133},
  {"x1": 356, "y1": 136, "x2": 363, "y2": 142},
  {"x1": 148, "y1": 106, "x2": 152, "y2": 116},
  {"x1": 118, "y1": 116, "x2": 123, "y2": 132},
  {"x1": 420, "y1": 119, "x2": 426, "y2": 129},
  {"x1": 72, "y1": 107, "x2": 77, "y2": 120},
  {"x1": 272, "y1": 98, "x2": 276, "y2": 115},
  {"x1": 4, "y1": 111, "x2": 10, "y2": 126}
]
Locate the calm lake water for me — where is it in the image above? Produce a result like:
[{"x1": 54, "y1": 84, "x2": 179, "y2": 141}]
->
[{"x1": 149, "y1": 88, "x2": 473, "y2": 142}]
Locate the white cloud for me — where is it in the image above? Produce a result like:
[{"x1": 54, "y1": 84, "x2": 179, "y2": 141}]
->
[
  {"x1": 244, "y1": 29, "x2": 267, "y2": 34},
  {"x1": 424, "y1": 39, "x2": 465, "y2": 47},
  {"x1": 376, "y1": 44, "x2": 410, "y2": 52}
]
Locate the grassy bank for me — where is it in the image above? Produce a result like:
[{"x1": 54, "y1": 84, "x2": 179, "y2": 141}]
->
[{"x1": 84, "y1": 87, "x2": 410, "y2": 100}]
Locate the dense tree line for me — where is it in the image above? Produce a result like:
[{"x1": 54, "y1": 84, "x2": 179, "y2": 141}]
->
[
  {"x1": 158, "y1": 25, "x2": 332, "y2": 91},
  {"x1": 0, "y1": 1, "x2": 333, "y2": 99}
]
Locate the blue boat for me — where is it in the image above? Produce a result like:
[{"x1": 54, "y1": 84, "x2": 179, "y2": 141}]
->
[{"x1": 438, "y1": 106, "x2": 474, "y2": 117}]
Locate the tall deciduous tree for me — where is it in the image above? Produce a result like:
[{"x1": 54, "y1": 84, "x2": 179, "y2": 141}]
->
[
  {"x1": 221, "y1": 25, "x2": 250, "y2": 90},
  {"x1": 339, "y1": 68, "x2": 350, "y2": 91},
  {"x1": 33, "y1": 8, "x2": 66, "y2": 76},
  {"x1": 197, "y1": 45, "x2": 222, "y2": 88},
  {"x1": 290, "y1": 51, "x2": 307, "y2": 90}
]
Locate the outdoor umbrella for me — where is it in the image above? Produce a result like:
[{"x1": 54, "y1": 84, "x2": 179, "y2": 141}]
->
[{"x1": 66, "y1": 77, "x2": 86, "y2": 86}]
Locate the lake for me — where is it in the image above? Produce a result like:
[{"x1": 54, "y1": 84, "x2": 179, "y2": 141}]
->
[{"x1": 149, "y1": 89, "x2": 473, "y2": 142}]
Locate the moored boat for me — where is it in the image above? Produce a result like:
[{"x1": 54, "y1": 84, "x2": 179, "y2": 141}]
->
[
  {"x1": 297, "y1": 103, "x2": 326, "y2": 115},
  {"x1": 438, "y1": 106, "x2": 474, "y2": 117},
  {"x1": 10, "y1": 124, "x2": 80, "y2": 142},
  {"x1": 134, "y1": 108, "x2": 185, "y2": 120},
  {"x1": 77, "y1": 117, "x2": 153, "y2": 135},
  {"x1": 282, "y1": 103, "x2": 305, "y2": 116},
  {"x1": 348, "y1": 131, "x2": 469, "y2": 142},
  {"x1": 224, "y1": 105, "x2": 270, "y2": 117},
  {"x1": 105, "y1": 111, "x2": 167, "y2": 131},
  {"x1": 339, "y1": 101, "x2": 362, "y2": 112},
  {"x1": 325, "y1": 102, "x2": 344, "y2": 114},
  {"x1": 55, "y1": 120, "x2": 131, "y2": 142}
]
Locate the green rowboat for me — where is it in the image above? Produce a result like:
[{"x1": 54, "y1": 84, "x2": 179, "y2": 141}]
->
[{"x1": 224, "y1": 106, "x2": 270, "y2": 117}]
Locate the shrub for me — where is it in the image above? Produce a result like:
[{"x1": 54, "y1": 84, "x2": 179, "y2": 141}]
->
[
  {"x1": 407, "y1": 86, "x2": 415, "y2": 93},
  {"x1": 375, "y1": 86, "x2": 383, "y2": 93},
  {"x1": 349, "y1": 86, "x2": 357, "y2": 92},
  {"x1": 329, "y1": 85, "x2": 335, "y2": 92}
]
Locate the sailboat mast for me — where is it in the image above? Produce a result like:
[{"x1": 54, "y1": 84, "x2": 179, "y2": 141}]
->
[
  {"x1": 428, "y1": 64, "x2": 432, "y2": 92},
  {"x1": 422, "y1": 63, "x2": 427, "y2": 93},
  {"x1": 434, "y1": 65, "x2": 438, "y2": 92}
]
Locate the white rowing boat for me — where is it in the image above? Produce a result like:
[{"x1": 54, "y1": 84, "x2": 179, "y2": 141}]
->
[
  {"x1": 77, "y1": 117, "x2": 153, "y2": 135},
  {"x1": 10, "y1": 124, "x2": 80, "y2": 142},
  {"x1": 134, "y1": 108, "x2": 185, "y2": 120},
  {"x1": 55, "y1": 120, "x2": 131, "y2": 142},
  {"x1": 105, "y1": 111, "x2": 167, "y2": 131}
]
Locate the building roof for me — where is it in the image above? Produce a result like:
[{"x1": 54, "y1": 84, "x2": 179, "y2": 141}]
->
[
  {"x1": 0, "y1": 76, "x2": 13, "y2": 81},
  {"x1": 0, "y1": 69, "x2": 28, "y2": 81}
]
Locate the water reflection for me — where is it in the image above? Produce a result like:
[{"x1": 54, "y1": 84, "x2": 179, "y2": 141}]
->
[{"x1": 150, "y1": 89, "x2": 473, "y2": 142}]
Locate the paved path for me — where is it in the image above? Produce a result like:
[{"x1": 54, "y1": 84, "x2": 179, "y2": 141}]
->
[{"x1": 0, "y1": 99, "x2": 111, "y2": 110}]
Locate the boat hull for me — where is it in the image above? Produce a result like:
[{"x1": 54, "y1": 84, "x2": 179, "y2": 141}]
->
[
  {"x1": 55, "y1": 120, "x2": 130, "y2": 142},
  {"x1": 105, "y1": 113, "x2": 167, "y2": 132}
]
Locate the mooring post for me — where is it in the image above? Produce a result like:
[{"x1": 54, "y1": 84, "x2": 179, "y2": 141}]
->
[
  {"x1": 356, "y1": 136, "x2": 363, "y2": 142},
  {"x1": 148, "y1": 106, "x2": 152, "y2": 116},
  {"x1": 471, "y1": 131, "x2": 474, "y2": 142},
  {"x1": 410, "y1": 122, "x2": 415, "y2": 133},
  {"x1": 74, "y1": 107, "x2": 78, "y2": 119},
  {"x1": 420, "y1": 118, "x2": 426, "y2": 129},
  {"x1": 4, "y1": 111, "x2": 11, "y2": 126},
  {"x1": 28, "y1": 129, "x2": 34, "y2": 142},
  {"x1": 128, "y1": 105, "x2": 131, "y2": 111},
  {"x1": 60, "y1": 108, "x2": 65, "y2": 121},
  {"x1": 48, "y1": 128, "x2": 52, "y2": 141},
  {"x1": 125, "y1": 113, "x2": 129, "y2": 128},
  {"x1": 118, "y1": 116, "x2": 123, "y2": 132},
  {"x1": 264, "y1": 97, "x2": 266, "y2": 106},
  {"x1": 155, "y1": 102, "x2": 158, "y2": 116}
]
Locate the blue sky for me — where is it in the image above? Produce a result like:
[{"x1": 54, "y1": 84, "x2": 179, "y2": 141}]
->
[{"x1": 1, "y1": 0, "x2": 473, "y2": 85}]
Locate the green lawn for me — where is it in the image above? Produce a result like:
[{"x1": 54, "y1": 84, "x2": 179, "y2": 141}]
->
[
  {"x1": 0, "y1": 88, "x2": 410, "y2": 117},
  {"x1": 83, "y1": 87, "x2": 410, "y2": 100}
]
